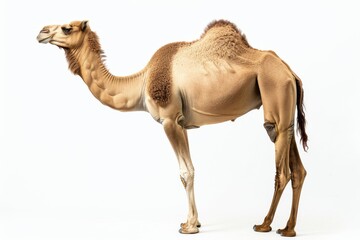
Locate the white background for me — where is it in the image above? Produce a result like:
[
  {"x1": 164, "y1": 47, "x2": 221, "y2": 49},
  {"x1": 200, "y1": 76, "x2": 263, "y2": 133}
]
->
[{"x1": 1, "y1": 0, "x2": 360, "y2": 239}]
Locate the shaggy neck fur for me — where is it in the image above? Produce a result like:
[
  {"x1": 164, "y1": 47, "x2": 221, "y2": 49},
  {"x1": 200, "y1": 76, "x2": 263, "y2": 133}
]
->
[{"x1": 65, "y1": 31, "x2": 146, "y2": 111}]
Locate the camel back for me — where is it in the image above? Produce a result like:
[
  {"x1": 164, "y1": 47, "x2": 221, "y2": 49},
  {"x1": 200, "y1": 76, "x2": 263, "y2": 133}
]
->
[{"x1": 146, "y1": 20, "x2": 251, "y2": 106}]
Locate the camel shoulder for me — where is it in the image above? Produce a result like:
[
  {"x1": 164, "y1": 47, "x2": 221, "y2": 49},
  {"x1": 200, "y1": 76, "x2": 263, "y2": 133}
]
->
[{"x1": 146, "y1": 42, "x2": 188, "y2": 106}]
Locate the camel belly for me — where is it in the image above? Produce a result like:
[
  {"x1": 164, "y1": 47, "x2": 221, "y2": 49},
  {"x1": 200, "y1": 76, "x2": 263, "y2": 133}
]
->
[
  {"x1": 183, "y1": 98, "x2": 261, "y2": 127},
  {"x1": 185, "y1": 108, "x2": 248, "y2": 127},
  {"x1": 178, "y1": 69, "x2": 262, "y2": 128}
]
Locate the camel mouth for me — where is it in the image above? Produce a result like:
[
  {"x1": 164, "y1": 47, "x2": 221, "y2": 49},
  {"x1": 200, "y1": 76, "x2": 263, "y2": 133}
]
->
[
  {"x1": 37, "y1": 31, "x2": 55, "y2": 44},
  {"x1": 49, "y1": 40, "x2": 67, "y2": 48},
  {"x1": 37, "y1": 35, "x2": 53, "y2": 44},
  {"x1": 37, "y1": 33, "x2": 67, "y2": 48}
]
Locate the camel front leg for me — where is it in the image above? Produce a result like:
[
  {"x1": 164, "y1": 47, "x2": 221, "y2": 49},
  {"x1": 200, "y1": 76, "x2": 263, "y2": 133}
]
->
[{"x1": 163, "y1": 119, "x2": 200, "y2": 234}]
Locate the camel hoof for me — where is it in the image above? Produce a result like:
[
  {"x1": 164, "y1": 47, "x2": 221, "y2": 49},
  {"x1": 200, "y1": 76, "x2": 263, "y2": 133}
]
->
[
  {"x1": 179, "y1": 227, "x2": 199, "y2": 234},
  {"x1": 253, "y1": 224, "x2": 272, "y2": 232},
  {"x1": 180, "y1": 222, "x2": 201, "y2": 228},
  {"x1": 276, "y1": 228, "x2": 296, "y2": 237}
]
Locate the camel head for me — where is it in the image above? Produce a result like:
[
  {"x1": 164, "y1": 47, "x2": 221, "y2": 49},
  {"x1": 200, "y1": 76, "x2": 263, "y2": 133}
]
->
[{"x1": 37, "y1": 20, "x2": 89, "y2": 49}]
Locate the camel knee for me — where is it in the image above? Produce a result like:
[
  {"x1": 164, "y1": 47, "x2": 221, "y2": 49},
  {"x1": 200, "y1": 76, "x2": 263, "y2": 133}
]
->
[
  {"x1": 291, "y1": 168, "x2": 307, "y2": 189},
  {"x1": 180, "y1": 169, "x2": 194, "y2": 188},
  {"x1": 275, "y1": 170, "x2": 291, "y2": 190},
  {"x1": 276, "y1": 175, "x2": 290, "y2": 190}
]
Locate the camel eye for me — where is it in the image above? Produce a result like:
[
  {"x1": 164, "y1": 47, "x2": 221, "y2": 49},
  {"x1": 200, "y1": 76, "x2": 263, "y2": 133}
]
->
[{"x1": 62, "y1": 27, "x2": 72, "y2": 35}]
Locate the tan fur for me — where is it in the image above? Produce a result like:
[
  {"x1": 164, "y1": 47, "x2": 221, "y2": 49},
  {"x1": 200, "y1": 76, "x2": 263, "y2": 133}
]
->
[
  {"x1": 65, "y1": 49, "x2": 81, "y2": 75},
  {"x1": 202, "y1": 19, "x2": 251, "y2": 48},
  {"x1": 87, "y1": 31, "x2": 104, "y2": 54},
  {"x1": 146, "y1": 21, "x2": 254, "y2": 106},
  {"x1": 147, "y1": 42, "x2": 186, "y2": 106},
  {"x1": 37, "y1": 19, "x2": 308, "y2": 237}
]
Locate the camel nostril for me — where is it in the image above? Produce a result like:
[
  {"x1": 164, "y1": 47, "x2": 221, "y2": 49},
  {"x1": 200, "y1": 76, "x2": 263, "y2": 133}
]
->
[{"x1": 40, "y1": 28, "x2": 50, "y2": 34}]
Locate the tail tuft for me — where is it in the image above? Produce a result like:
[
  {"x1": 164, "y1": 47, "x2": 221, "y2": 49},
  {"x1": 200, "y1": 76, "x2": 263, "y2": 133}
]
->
[{"x1": 296, "y1": 79, "x2": 309, "y2": 151}]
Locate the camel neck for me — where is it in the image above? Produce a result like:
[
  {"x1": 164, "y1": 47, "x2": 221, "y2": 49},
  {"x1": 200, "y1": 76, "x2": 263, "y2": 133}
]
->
[{"x1": 66, "y1": 45, "x2": 147, "y2": 112}]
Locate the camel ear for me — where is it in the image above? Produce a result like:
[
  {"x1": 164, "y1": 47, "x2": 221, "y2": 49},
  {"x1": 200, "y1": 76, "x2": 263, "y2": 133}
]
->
[{"x1": 81, "y1": 20, "x2": 88, "y2": 31}]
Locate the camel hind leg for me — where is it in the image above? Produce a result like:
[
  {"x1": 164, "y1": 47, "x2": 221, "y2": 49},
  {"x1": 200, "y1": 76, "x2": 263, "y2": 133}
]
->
[
  {"x1": 253, "y1": 52, "x2": 299, "y2": 235},
  {"x1": 253, "y1": 125, "x2": 293, "y2": 233},
  {"x1": 277, "y1": 136, "x2": 307, "y2": 237}
]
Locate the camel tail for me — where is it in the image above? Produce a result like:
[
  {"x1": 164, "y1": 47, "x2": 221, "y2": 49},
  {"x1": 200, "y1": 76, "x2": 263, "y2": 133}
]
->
[
  {"x1": 295, "y1": 75, "x2": 309, "y2": 152},
  {"x1": 280, "y1": 56, "x2": 309, "y2": 151}
]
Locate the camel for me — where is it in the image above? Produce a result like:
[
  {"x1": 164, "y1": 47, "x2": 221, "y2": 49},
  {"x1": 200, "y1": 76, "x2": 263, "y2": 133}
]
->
[{"x1": 37, "y1": 20, "x2": 308, "y2": 237}]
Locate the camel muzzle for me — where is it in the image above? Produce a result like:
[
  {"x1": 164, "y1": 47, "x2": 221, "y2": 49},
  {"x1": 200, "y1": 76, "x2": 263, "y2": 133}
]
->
[{"x1": 37, "y1": 27, "x2": 53, "y2": 44}]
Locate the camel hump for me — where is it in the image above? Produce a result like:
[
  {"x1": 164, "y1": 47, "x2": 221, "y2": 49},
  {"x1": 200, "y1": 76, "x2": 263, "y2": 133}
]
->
[
  {"x1": 147, "y1": 42, "x2": 186, "y2": 106},
  {"x1": 203, "y1": 19, "x2": 241, "y2": 35},
  {"x1": 201, "y1": 19, "x2": 251, "y2": 48}
]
